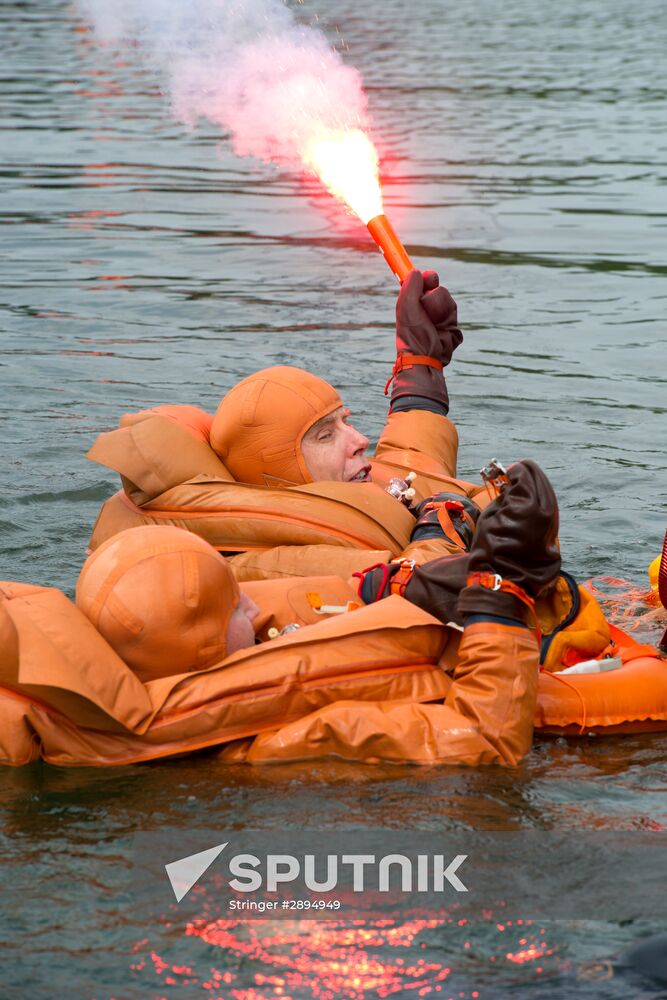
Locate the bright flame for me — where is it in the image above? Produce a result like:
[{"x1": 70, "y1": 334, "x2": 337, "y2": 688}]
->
[{"x1": 304, "y1": 128, "x2": 383, "y2": 224}]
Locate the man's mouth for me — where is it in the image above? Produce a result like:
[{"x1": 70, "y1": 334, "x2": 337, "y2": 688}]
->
[{"x1": 347, "y1": 465, "x2": 372, "y2": 483}]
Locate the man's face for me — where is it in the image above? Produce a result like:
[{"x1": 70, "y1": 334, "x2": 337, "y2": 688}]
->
[
  {"x1": 300, "y1": 406, "x2": 371, "y2": 483},
  {"x1": 225, "y1": 591, "x2": 260, "y2": 655}
]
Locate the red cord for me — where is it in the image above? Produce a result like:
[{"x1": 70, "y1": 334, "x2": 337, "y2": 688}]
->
[
  {"x1": 352, "y1": 563, "x2": 390, "y2": 602},
  {"x1": 540, "y1": 667, "x2": 588, "y2": 735}
]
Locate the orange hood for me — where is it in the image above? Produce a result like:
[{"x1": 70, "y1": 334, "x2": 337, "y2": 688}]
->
[
  {"x1": 76, "y1": 525, "x2": 240, "y2": 682},
  {"x1": 210, "y1": 366, "x2": 342, "y2": 486}
]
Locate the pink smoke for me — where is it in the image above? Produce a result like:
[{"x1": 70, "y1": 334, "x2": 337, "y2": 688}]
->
[{"x1": 78, "y1": 0, "x2": 372, "y2": 169}]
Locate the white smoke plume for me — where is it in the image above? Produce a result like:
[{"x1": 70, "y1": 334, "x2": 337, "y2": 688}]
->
[{"x1": 77, "y1": 0, "x2": 371, "y2": 168}]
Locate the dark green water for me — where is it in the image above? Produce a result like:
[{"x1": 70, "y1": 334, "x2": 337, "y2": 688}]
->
[{"x1": 1, "y1": 0, "x2": 666, "y2": 995}]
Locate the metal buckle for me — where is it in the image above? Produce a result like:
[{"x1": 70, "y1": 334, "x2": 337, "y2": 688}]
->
[{"x1": 480, "y1": 458, "x2": 510, "y2": 497}]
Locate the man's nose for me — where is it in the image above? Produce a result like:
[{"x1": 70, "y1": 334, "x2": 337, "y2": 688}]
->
[{"x1": 346, "y1": 424, "x2": 369, "y2": 454}]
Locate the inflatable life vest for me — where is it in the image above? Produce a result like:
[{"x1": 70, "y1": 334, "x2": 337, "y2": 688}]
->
[{"x1": 86, "y1": 405, "x2": 493, "y2": 579}]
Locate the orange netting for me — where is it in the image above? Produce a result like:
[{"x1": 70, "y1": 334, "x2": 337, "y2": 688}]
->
[{"x1": 583, "y1": 576, "x2": 666, "y2": 644}]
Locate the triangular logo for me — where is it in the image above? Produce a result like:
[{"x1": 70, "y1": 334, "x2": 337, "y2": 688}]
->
[{"x1": 165, "y1": 842, "x2": 228, "y2": 902}]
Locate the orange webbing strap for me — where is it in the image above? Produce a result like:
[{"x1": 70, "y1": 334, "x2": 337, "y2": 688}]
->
[
  {"x1": 438, "y1": 499, "x2": 476, "y2": 552},
  {"x1": 457, "y1": 507, "x2": 477, "y2": 537},
  {"x1": 415, "y1": 497, "x2": 475, "y2": 553},
  {"x1": 389, "y1": 559, "x2": 416, "y2": 597},
  {"x1": 436, "y1": 506, "x2": 467, "y2": 551},
  {"x1": 352, "y1": 559, "x2": 417, "y2": 601},
  {"x1": 466, "y1": 571, "x2": 541, "y2": 643},
  {"x1": 384, "y1": 354, "x2": 444, "y2": 395}
]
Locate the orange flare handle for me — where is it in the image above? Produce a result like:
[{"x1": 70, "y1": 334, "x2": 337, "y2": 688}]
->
[{"x1": 367, "y1": 214, "x2": 414, "y2": 283}]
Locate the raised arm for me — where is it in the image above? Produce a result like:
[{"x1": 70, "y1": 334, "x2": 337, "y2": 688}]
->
[{"x1": 375, "y1": 269, "x2": 463, "y2": 480}]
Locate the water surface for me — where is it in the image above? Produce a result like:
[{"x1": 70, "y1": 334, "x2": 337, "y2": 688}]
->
[{"x1": 1, "y1": 0, "x2": 666, "y2": 995}]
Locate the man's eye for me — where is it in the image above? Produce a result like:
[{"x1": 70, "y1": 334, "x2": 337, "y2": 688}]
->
[{"x1": 318, "y1": 432, "x2": 332, "y2": 442}]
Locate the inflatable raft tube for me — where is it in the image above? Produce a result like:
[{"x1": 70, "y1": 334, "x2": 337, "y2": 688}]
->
[{"x1": 535, "y1": 624, "x2": 667, "y2": 736}]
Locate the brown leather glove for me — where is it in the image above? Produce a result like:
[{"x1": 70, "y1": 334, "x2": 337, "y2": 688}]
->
[
  {"x1": 458, "y1": 459, "x2": 561, "y2": 626},
  {"x1": 389, "y1": 269, "x2": 463, "y2": 414},
  {"x1": 356, "y1": 552, "x2": 469, "y2": 626}
]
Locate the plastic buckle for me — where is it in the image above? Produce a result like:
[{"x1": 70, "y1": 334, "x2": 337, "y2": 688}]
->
[
  {"x1": 391, "y1": 557, "x2": 416, "y2": 573},
  {"x1": 490, "y1": 574, "x2": 502, "y2": 591}
]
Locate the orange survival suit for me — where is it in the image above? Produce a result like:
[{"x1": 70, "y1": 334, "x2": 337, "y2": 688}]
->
[{"x1": 0, "y1": 525, "x2": 540, "y2": 769}]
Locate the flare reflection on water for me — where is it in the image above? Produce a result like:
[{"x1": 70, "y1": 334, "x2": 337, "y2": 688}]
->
[{"x1": 131, "y1": 913, "x2": 562, "y2": 998}]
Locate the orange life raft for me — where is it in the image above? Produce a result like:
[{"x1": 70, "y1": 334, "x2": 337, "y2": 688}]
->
[{"x1": 535, "y1": 625, "x2": 667, "y2": 736}]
